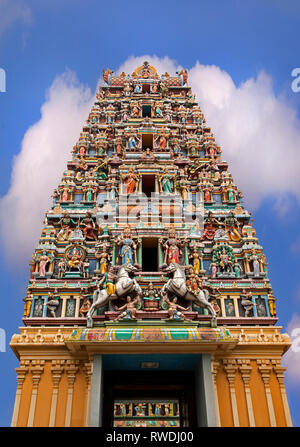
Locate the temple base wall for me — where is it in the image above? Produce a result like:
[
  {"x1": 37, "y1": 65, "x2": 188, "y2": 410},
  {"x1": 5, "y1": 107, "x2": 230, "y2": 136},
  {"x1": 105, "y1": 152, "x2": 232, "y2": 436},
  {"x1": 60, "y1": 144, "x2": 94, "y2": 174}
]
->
[{"x1": 9, "y1": 326, "x2": 292, "y2": 427}]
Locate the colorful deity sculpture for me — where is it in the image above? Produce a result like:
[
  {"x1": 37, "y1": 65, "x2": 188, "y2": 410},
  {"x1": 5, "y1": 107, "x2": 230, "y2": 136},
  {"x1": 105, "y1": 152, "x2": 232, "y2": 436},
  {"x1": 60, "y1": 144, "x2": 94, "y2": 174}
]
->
[
  {"x1": 143, "y1": 282, "x2": 160, "y2": 310},
  {"x1": 189, "y1": 249, "x2": 202, "y2": 274},
  {"x1": 44, "y1": 290, "x2": 60, "y2": 318},
  {"x1": 122, "y1": 169, "x2": 139, "y2": 194},
  {"x1": 37, "y1": 251, "x2": 51, "y2": 277},
  {"x1": 96, "y1": 246, "x2": 111, "y2": 274},
  {"x1": 240, "y1": 289, "x2": 256, "y2": 317},
  {"x1": 57, "y1": 211, "x2": 76, "y2": 241},
  {"x1": 117, "y1": 226, "x2": 137, "y2": 265},
  {"x1": 23, "y1": 290, "x2": 33, "y2": 318},
  {"x1": 160, "y1": 227, "x2": 184, "y2": 265},
  {"x1": 159, "y1": 168, "x2": 174, "y2": 194},
  {"x1": 115, "y1": 296, "x2": 140, "y2": 320},
  {"x1": 224, "y1": 212, "x2": 241, "y2": 242},
  {"x1": 80, "y1": 212, "x2": 97, "y2": 241},
  {"x1": 162, "y1": 294, "x2": 191, "y2": 321},
  {"x1": 201, "y1": 211, "x2": 223, "y2": 241},
  {"x1": 186, "y1": 267, "x2": 203, "y2": 297},
  {"x1": 250, "y1": 249, "x2": 261, "y2": 276}
]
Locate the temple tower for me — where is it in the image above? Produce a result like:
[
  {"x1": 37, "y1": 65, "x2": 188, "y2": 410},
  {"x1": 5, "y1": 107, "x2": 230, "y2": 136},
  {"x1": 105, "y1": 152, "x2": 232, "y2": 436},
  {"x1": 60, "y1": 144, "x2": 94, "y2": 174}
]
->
[{"x1": 10, "y1": 62, "x2": 292, "y2": 427}]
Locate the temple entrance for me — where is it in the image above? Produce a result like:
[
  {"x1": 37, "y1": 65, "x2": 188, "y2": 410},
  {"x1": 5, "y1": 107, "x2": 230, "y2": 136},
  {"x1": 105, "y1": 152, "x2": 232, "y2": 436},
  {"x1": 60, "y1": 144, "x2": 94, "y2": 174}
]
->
[
  {"x1": 142, "y1": 133, "x2": 153, "y2": 150},
  {"x1": 142, "y1": 84, "x2": 150, "y2": 93},
  {"x1": 142, "y1": 238, "x2": 158, "y2": 271},
  {"x1": 103, "y1": 370, "x2": 197, "y2": 427},
  {"x1": 142, "y1": 175, "x2": 156, "y2": 197},
  {"x1": 142, "y1": 105, "x2": 152, "y2": 118}
]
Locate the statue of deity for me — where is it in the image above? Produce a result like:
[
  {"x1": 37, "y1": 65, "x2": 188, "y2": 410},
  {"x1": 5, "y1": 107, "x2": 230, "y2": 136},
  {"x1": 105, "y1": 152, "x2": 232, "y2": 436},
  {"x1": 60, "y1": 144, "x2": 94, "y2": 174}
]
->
[
  {"x1": 143, "y1": 282, "x2": 160, "y2": 310},
  {"x1": 117, "y1": 226, "x2": 137, "y2": 265},
  {"x1": 79, "y1": 294, "x2": 92, "y2": 318},
  {"x1": 97, "y1": 266, "x2": 117, "y2": 296},
  {"x1": 200, "y1": 211, "x2": 223, "y2": 241},
  {"x1": 114, "y1": 296, "x2": 140, "y2": 320},
  {"x1": 121, "y1": 169, "x2": 139, "y2": 194},
  {"x1": 96, "y1": 246, "x2": 111, "y2": 274},
  {"x1": 57, "y1": 259, "x2": 66, "y2": 278},
  {"x1": 160, "y1": 227, "x2": 184, "y2": 265},
  {"x1": 224, "y1": 212, "x2": 241, "y2": 242},
  {"x1": 37, "y1": 251, "x2": 51, "y2": 277},
  {"x1": 186, "y1": 267, "x2": 203, "y2": 297},
  {"x1": 23, "y1": 290, "x2": 33, "y2": 317},
  {"x1": 250, "y1": 249, "x2": 261, "y2": 276},
  {"x1": 57, "y1": 211, "x2": 76, "y2": 241},
  {"x1": 159, "y1": 168, "x2": 174, "y2": 194},
  {"x1": 44, "y1": 290, "x2": 60, "y2": 318},
  {"x1": 80, "y1": 212, "x2": 97, "y2": 241},
  {"x1": 162, "y1": 294, "x2": 191, "y2": 321},
  {"x1": 241, "y1": 289, "x2": 256, "y2": 317},
  {"x1": 189, "y1": 249, "x2": 202, "y2": 274}
]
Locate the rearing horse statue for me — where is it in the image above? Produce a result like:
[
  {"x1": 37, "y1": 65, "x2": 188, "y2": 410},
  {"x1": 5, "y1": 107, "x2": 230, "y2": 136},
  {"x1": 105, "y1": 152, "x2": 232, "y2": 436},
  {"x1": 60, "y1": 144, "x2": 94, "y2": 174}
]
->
[
  {"x1": 87, "y1": 263, "x2": 142, "y2": 320},
  {"x1": 161, "y1": 263, "x2": 216, "y2": 318}
]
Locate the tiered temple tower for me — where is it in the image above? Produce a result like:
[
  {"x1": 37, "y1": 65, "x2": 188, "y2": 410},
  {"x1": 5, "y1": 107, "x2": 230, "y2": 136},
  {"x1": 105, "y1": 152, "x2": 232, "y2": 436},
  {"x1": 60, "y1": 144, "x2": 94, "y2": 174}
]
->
[{"x1": 10, "y1": 62, "x2": 292, "y2": 427}]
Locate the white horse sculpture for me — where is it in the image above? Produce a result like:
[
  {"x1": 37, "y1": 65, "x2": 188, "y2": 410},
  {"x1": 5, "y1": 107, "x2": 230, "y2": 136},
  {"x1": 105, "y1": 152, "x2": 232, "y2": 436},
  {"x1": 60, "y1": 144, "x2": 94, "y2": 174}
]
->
[
  {"x1": 87, "y1": 263, "x2": 142, "y2": 320},
  {"x1": 161, "y1": 263, "x2": 216, "y2": 318}
]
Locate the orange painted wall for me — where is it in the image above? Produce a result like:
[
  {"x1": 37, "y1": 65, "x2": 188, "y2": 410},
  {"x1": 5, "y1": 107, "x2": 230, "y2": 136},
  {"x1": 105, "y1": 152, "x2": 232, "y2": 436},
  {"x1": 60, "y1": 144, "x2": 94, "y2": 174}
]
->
[
  {"x1": 55, "y1": 371, "x2": 68, "y2": 426},
  {"x1": 12, "y1": 355, "x2": 290, "y2": 427},
  {"x1": 249, "y1": 361, "x2": 270, "y2": 427},
  {"x1": 216, "y1": 367, "x2": 234, "y2": 427},
  {"x1": 34, "y1": 362, "x2": 52, "y2": 426},
  {"x1": 17, "y1": 371, "x2": 32, "y2": 427},
  {"x1": 234, "y1": 370, "x2": 249, "y2": 427},
  {"x1": 269, "y1": 370, "x2": 286, "y2": 427},
  {"x1": 71, "y1": 368, "x2": 86, "y2": 427}
]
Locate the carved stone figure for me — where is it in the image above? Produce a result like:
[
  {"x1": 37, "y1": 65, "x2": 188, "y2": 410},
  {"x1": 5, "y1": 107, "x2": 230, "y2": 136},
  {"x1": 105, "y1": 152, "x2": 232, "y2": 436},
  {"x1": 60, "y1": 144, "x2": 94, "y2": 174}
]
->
[
  {"x1": 161, "y1": 263, "x2": 216, "y2": 317},
  {"x1": 241, "y1": 289, "x2": 256, "y2": 317},
  {"x1": 44, "y1": 290, "x2": 60, "y2": 318},
  {"x1": 162, "y1": 294, "x2": 191, "y2": 321},
  {"x1": 117, "y1": 226, "x2": 137, "y2": 265},
  {"x1": 114, "y1": 296, "x2": 140, "y2": 320},
  {"x1": 87, "y1": 263, "x2": 142, "y2": 320},
  {"x1": 122, "y1": 169, "x2": 139, "y2": 194}
]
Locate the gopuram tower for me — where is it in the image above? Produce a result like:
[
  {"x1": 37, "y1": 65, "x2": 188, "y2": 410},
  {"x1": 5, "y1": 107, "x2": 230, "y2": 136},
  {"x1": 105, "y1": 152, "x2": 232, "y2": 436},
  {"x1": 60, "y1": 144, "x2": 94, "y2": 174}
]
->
[{"x1": 10, "y1": 62, "x2": 292, "y2": 427}]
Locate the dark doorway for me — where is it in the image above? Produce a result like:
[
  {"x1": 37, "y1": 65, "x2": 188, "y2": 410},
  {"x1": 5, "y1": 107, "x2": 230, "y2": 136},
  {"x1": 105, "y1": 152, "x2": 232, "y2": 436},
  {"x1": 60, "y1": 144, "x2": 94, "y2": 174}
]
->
[
  {"x1": 103, "y1": 370, "x2": 197, "y2": 427},
  {"x1": 142, "y1": 238, "x2": 158, "y2": 271},
  {"x1": 142, "y1": 84, "x2": 150, "y2": 93},
  {"x1": 142, "y1": 133, "x2": 153, "y2": 150},
  {"x1": 142, "y1": 175, "x2": 156, "y2": 197},
  {"x1": 142, "y1": 105, "x2": 152, "y2": 118}
]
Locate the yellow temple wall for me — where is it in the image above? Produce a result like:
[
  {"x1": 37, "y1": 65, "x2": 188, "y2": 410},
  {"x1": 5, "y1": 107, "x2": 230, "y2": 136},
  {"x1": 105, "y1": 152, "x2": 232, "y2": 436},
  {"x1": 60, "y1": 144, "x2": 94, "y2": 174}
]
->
[{"x1": 10, "y1": 326, "x2": 292, "y2": 427}]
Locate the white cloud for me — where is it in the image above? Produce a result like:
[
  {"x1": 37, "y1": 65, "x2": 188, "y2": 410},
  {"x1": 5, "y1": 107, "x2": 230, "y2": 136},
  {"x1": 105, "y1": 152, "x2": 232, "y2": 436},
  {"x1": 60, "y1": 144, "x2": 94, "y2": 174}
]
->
[
  {"x1": 0, "y1": 70, "x2": 94, "y2": 265},
  {"x1": 282, "y1": 313, "x2": 300, "y2": 385},
  {"x1": 0, "y1": 0, "x2": 32, "y2": 36},
  {"x1": 188, "y1": 63, "x2": 300, "y2": 210},
  {"x1": 117, "y1": 55, "x2": 300, "y2": 210},
  {"x1": 2, "y1": 54, "x2": 300, "y2": 266}
]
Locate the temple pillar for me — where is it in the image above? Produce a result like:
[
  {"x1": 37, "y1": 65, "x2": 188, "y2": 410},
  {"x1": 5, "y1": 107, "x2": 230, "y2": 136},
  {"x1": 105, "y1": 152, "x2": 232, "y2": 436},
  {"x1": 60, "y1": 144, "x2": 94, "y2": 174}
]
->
[
  {"x1": 223, "y1": 359, "x2": 239, "y2": 427},
  {"x1": 273, "y1": 363, "x2": 292, "y2": 427},
  {"x1": 11, "y1": 363, "x2": 29, "y2": 427},
  {"x1": 65, "y1": 360, "x2": 79, "y2": 427},
  {"x1": 27, "y1": 361, "x2": 45, "y2": 427},
  {"x1": 49, "y1": 360, "x2": 64, "y2": 427},
  {"x1": 257, "y1": 360, "x2": 276, "y2": 427},
  {"x1": 239, "y1": 361, "x2": 255, "y2": 427},
  {"x1": 211, "y1": 359, "x2": 221, "y2": 427},
  {"x1": 83, "y1": 362, "x2": 93, "y2": 427},
  {"x1": 89, "y1": 355, "x2": 104, "y2": 427},
  {"x1": 195, "y1": 354, "x2": 217, "y2": 427}
]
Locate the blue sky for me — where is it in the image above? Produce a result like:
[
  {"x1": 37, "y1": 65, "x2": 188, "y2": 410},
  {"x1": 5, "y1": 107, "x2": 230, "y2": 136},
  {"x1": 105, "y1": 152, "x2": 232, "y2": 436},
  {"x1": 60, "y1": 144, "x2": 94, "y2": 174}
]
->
[{"x1": 1, "y1": 0, "x2": 300, "y2": 427}]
